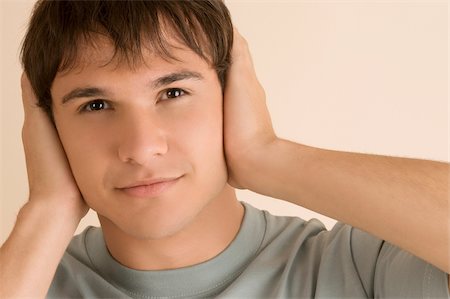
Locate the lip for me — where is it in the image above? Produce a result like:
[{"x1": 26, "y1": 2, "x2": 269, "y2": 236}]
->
[{"x1": 118, "y1": 176, "x2": 182, "y2": 198}]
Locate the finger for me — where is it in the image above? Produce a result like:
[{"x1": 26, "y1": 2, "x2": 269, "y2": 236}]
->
[
  {"x1": 231, "y1": 27, "x2": 253, "y2": 67},
  {"x1": 21, "y1": 72, "x2": 41, "y2": 114}
]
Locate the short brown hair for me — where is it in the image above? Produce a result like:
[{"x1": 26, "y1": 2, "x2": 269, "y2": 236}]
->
[{"x1": 21, "y1": 0, "x2": 233, "y2": 118}]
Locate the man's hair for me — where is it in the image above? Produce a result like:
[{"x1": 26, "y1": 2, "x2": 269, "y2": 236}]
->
[{"x1": 21, "y1": 0, "x2": 233, "y2": 118}]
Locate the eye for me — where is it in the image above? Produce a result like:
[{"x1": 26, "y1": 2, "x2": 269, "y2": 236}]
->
[
  {"x1": 160, "y1": 88, "x2": 187, "y2": 100},
  {"x1": 80, "y1": 99, "x2": 111, "y2": 112}
]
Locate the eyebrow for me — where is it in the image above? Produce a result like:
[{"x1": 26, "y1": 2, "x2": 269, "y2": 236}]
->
[
  {"x1": 61, "y1": 71, "x2": 204, "y2": 104},
  {"x1": 62, "y1": 87, "x2": 107, "y2": 104},
  {"x1": 152, "y1": 71, "x2": 203, "y2": 89}
]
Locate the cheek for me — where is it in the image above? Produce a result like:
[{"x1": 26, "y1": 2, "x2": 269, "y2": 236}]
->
[
  {"x1": 179, "y1": 97, "x2": 226, "y2": 177},
  {"x1": 56, "y1": 122, "x2": 111, "y2": 199}
]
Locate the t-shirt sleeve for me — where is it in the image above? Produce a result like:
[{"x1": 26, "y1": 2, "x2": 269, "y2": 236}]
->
[{"x1": 349, "y1": 227, "x2": 450, "y2": 298}]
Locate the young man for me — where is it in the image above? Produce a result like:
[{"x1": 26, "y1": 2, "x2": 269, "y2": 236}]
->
[{"x1": 1, "y1": 0, "x2": 449, "y2": 298}]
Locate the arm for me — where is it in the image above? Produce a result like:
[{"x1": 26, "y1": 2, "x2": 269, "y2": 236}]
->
[
  {"x1": 238, "y1": 139, "x2": 449, "y2": 274},
  {"x1": 223, "y1": 30, "x2": 450, "y2": 277},
  {"x1": 0, "y1": 74, "x2": 88, "y2": 298}
]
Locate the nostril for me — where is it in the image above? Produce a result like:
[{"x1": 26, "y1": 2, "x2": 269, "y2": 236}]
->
[{"x1": 117, "y1": 132, "x2": 168, "y2": 165}]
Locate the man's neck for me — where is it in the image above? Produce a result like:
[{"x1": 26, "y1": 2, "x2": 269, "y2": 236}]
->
[{"x1": 98, "y1": 185, "x2": 244, "y2": 270}]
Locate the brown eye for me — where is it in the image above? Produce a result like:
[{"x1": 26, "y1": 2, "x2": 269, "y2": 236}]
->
[
  {"x1": 162, "y1": 88, "x2": 186, "y2": 100},
  {"x1": 81, "y1": 100, "x2": 110, "y2": 112},
  {"x1": 89, "y1": 101, "x2": 105, "y2": 110}
]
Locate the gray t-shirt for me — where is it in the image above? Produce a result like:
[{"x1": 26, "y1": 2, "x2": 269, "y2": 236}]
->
[{"x1": 47, "y1": 201, "x2": 449, "y2": 298}]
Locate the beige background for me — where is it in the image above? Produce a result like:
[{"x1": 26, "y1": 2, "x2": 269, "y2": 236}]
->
[{"x1": 1, "y1": 0, "x2": 448, "y2": 244}]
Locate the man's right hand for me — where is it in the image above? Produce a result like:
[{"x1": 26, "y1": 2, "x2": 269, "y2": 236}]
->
[
  {"x1": 0, "y1": 74, "x2": 89, "y2": 298},
  {"x1": 21, "y1": 73, "x2": 88, "y2": 218}
]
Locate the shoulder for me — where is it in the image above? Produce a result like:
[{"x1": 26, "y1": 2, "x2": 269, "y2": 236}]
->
[
  {"x1": 66, "y1": 226, "x2": 99, "y2": 266},
  {"x1": 245, "y1": 201, "x2": 370, "y2": 254},
  {"x1": 245, "y1": 203, "x2": 449, "y2": 298},
  {"x1": 47, "y1": 226, "x2": 102, "y2": 297}
]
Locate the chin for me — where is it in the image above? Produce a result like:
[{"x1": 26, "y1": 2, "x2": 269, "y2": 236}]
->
[{"x1": 96, "y1": 192, "x2": 215, "y2": 241}]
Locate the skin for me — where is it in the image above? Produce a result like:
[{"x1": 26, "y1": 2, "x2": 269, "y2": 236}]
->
[{"x1": 0, "y1": 28, "x2": 448, "y2": 297}]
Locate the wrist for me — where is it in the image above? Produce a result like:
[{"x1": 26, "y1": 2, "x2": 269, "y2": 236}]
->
[
  {"x1": 230, "y1": 137, "x2": 282, "y2": 192},
  {"x1": 244, "y1": 137, "x2": 283, "y2": 192},
  {"x1": 237, "y1": 138, "x2": 317, "y2": 201},
  {"x1": 20, "y1": 197, "x2": 86, "y2": 228}
]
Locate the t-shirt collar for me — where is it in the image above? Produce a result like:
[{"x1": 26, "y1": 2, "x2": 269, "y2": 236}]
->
[{"x1": 85, "y1": 202, "x2": 266, "y2": 298}]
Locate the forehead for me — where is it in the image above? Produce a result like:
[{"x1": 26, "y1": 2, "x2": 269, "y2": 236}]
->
[{"x1": 57, "y1": 34, "x2": 211, "y2": 76}]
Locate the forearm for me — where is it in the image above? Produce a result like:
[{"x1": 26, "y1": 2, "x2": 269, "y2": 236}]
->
[
  {"x1": 0, "y1": 200, "x2": 81, "y2": 298},
  {"x1": 243, "y1": 138, "x2": 449, "y2": 273}
]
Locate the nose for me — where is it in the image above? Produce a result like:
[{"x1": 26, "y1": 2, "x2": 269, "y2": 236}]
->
[{"x1": 117, "y1": 112, "x2": 168, "y2": 166}]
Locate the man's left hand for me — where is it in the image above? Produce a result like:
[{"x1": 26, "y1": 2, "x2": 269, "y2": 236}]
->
[{"x1": 223, "y1": 28, "x2": 278, "y2": 190}]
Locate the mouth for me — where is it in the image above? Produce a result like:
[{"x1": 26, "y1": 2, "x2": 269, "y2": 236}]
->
[{"x1": 118, "y1": 176, "x2": 182, "y2": 198}]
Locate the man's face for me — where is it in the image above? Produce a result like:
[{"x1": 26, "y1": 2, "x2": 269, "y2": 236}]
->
[{"x1": 51, "y1": 37, "x2": 229, "y2": 239}]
